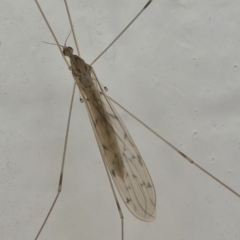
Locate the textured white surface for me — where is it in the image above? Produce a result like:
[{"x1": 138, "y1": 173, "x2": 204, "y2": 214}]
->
[{"x1": 1, "y1": 0, "x2": 240, "y2": 239}]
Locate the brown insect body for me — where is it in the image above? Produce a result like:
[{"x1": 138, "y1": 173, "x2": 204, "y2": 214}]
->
[{"x1": 64, "y1": 46, "x2": 125, "y2": 180}]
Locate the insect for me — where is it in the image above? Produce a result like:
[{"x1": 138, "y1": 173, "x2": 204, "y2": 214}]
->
[{"x1": 31, "y1": 0, "x2": 240, "y2": 239}]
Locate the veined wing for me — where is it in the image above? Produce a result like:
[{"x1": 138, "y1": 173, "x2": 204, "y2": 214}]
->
[{"x1": 78, "y1": 69, "x2": 156, "y2": 221}]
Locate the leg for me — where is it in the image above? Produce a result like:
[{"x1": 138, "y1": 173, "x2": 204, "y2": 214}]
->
[
  {"x1": 101, "y1": 149, "x2": 125, "y2": 240},
  {"x1": 64, "y1": 0, "x2": 81, "y2": 57},
  {"x1": 35, "y1": 0, "x2": 70, "y2": 67},
  {"x1": 34, "y1": 83, "x2": 76, "y2": 240},
  {"x1": 90, "y1": 0, "x2": 153, "y2": 65}
]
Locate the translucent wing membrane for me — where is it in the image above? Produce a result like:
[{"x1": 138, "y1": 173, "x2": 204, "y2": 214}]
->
[{"x1": 76, "y1": 70, "x2": 156, "y2": 221}]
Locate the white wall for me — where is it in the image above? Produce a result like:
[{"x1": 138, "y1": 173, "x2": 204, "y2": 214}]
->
[{"x1": 1, "y1": 0, "x2": 240, "y2": 239}]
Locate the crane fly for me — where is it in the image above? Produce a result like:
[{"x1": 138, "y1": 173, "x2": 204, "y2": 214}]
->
[
  {"x1": 63, "y1": 44, "x2": 157, "y2": 220},
  {"x1": 34, "y1": 0, "x2": 240, "y2": 239}
]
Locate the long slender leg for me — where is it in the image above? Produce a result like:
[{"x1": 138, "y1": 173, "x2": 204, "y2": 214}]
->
[
  {"x1": 101, "y1": 154, "x2": 125, "y2": 240},
  {"x1": 34, "y1": 83, "x2": 76, "y2": 239},
  {"x1": 64, "y1": 0, "x2": 81, "y2": 57},
  {"x1": 35, "y1": 0, "x2": 70, "y2": 67},
  {"x1": 90, "y1": 0, "x2": 153, "y2": 65},
  {"x1": 107, "y1": 96, "x2": 240, "y2": 199}
]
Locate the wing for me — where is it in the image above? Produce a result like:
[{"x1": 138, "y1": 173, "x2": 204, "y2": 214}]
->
[{"x1": 79, "y1": 69, "x2": 156, "y2": 221}]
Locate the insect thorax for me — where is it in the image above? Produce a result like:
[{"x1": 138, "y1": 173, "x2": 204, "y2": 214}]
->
[{"x1": 70, "y1": 55, "x2": 93, "y2": 89}]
